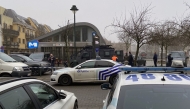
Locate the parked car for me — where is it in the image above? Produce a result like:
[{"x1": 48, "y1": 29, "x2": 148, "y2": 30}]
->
[
  {"x1": 10, "y1": 54, "x2": 51, "y2": 75},
  {"x1": 29, "y1": 52, "x2": 50, "y2": 62},
  {"x1": 168, "y1": 51, "x2": 189, "y2": 67},
  {"x1": 0, "y1": 52, "x2": 31, "y2": 77},
  {"x1": 10, "y1": 52, "x2": 31, "y2": 57},
  {"x1": 133, "y1": 55, "x2": 146, "y2": 66},
  {"x1": 0, "y1": 77, "x2": 78, "y2": 109}
]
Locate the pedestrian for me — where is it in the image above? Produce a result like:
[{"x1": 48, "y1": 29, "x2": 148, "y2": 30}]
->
[
  {"x1": 48, "y1": 54, "x2": 56, "y2": 71},
  {"x1": 57, "y1": 58, "x2": 60, "y2": 67},
  {"x1": 128, "y1": 52, "x2": 134, "y2": 66},
  {"x1": 167, "y1": 54, "x2": 173, "y2": 67},
  {"x1": 153, "y1": 52, "x2": 158, "y2": 67},
  {"x1": 112, "y1": 54, "x2": 118, "y2": 62},
  {"x1": 124, "y1": 53, "x2": 129, "y2": 65},
  {"x1": 64, "y1": 61, "x2": 68, "y2": 67}
]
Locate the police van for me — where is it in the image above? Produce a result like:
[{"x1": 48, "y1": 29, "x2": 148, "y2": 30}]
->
[
  {"x1": 70, "y1": 45, "x2": 124, "y2": 67},
  {"x1": 101, "y1": 60, "x2": 190, "y2": 109}
]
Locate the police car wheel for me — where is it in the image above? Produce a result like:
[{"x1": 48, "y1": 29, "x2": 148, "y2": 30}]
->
[
  {"x1": 59, "y1": 75, "x2": 72, "y2": 86},
  {"x1": 73, "y1": 101, "x2": 78, "y2": 109},
  {"x1": 109, "y1": 74, "x2": 117, "y2": 85}
]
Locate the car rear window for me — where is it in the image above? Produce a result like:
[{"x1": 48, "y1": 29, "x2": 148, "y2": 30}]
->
[{"x1": 117, "y1": 84, "x2": 190, "y2": 109}]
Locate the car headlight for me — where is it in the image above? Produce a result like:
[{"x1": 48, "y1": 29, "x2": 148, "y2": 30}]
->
[
  {"x1": 13, "y1": 67, "x2": 23, "y2": 71},
  {"x1": 53, "y1": 71, "x2": 59, "y2": 75}
]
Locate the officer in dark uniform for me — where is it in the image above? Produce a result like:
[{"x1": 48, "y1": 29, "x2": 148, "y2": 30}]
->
[
  {"x1": 128, "y1": 52, "x2": 134, "y2": 66},
  {"x1": 167, "y1": 54, "x2": 173, "y2": 67}
]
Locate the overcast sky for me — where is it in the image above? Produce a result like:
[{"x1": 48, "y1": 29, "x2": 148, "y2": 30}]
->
[{"x1": 1, "y1": 0, "x2": 190, "y2": 42}]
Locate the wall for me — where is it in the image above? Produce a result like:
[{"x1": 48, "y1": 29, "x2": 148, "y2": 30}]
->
[{"x1": 0, "y1": 6, "x2": 5, "y2": 15}]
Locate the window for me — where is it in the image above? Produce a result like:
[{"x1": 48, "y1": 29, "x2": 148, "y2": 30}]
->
[
  {"x1": 80, "y1": 61, "x2": 96, "y2": 68},
  {"x1": 0, "y1": 52, "x2": 16, "y2": 62},
  {"x1": 117, "y1": 85, "x2": 190, "y2": 109},
  {"x1": 96, "y1": 61, "x2": 115, "y2": 68},
  {"x1": 11, "y1": 55, "x2": 25, "y2": 62},
  {"x1": 82, "y1": 27, "x2": 88, "y2": 42},
  {"x1": 18, "y1": 38, "x2": 21, "y2": 43},
  {"x1": 104, "y1": 51, "x2": 110, "y2": 57},
  {"x1": 3, "y1": 23, "x2": 7, "y2": 29},
  {"x1": 107, "y1": 75, "x2": 118, "y2": 107},
  {"x1": 23, "y1": 28, "x2": 25, "y2": 32},
  {"x1": 10, "y1": 38, "x2": 13, "y2": 42},
  {"x1": 18, "y1": 26, "x2": 21, "y2": 32},
  {"x1": 23, "y1": 39, "x2": 25, "y2": 44},
  {"x1": 28, "y1": 83, "x2": 58, "y2": 108},
  {"x1": 75, "y1": 28, "x2": 81, "y2": 42},
  {"x1": 0, "y1": 87, "x2": 36, "y2": 109}
]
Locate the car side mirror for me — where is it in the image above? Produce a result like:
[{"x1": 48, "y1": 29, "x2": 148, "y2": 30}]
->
[
  {"x1": 58, "y1": 90, "x2": 67, "y2": 99},
  {"x1": 76, "y1": 65, "x2": 81, "y2": 69},
  {"x1": 101, "y1": 83, "x2": 111, "y2": 90}
]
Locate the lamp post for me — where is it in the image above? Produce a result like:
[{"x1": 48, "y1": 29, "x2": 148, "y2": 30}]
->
[{"x1": 70, "y1": 5, "x2": 78, "y2": 60}]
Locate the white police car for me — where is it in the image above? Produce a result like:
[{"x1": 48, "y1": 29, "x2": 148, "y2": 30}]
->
[
  {"x1": 51, "y1": 59, "x2": 130, "y2": 85},
  {"x1": 0, "y1": 78, "x2": 78, "y2": 109},
  {"x1": 101, "y1": 60, "x2": 190, "y2": 109}
]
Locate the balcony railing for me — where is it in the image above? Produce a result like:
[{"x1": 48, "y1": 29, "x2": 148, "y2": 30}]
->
[
  {"x1": 3, "y1": 29, "x2": 19, "y2": 37},
  {"x1": 3, "y1": 41, "x2": 19, "y2": 48},
  {"x1": 25, "y1": 33, "x2": 35, "y2": 39}
]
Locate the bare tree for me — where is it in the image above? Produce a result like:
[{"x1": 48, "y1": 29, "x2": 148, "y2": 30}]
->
[
  {"x1": 149, "y1": 21, "x2": 177, "y2": 66},
  {"x1": 60, "y1": 20, "x2": 73, "y2": 66},
  {"x1": 175, "y1": 17, "x2": 190, "y2": 50},
  {"x1": 117, "y1": 32, "x2": 133, "y2": 53},
  {"x1": 110, "y1": 5, "x2": 153, "y2": 65}
]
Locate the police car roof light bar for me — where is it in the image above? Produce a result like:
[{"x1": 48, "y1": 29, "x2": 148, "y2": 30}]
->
[{"x1": 119, "y1": 67, "x2": 190, "y2": 72}]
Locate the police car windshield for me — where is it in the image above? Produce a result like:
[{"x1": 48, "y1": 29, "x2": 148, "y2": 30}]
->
[{"x1": 117, "y1": 84, "x2": 190, "y2": 109}]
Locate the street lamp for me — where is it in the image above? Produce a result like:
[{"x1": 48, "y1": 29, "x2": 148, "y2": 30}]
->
[{"x1": 70, "y1": 5, "x2": 78, "y2": 60}]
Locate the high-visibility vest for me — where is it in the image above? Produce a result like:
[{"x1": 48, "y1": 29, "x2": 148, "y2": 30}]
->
[{"x1": 112, "y1": 56, "x2": 118, "y2": 61}]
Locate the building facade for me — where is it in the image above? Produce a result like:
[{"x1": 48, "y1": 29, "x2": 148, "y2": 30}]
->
[
  {"x1": 30, "y1": 22, "x2": 106, "y2": 60},
  {"x1": 0, "y1": 6, "x2": 52, "y2": 54}
]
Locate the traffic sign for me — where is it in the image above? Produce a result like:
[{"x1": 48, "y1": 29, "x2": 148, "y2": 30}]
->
[{"x1": 95, "y1": 48, "x2": 99, "y2": 52}]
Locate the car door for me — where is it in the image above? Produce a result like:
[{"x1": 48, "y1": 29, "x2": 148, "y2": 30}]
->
[
  {"x1": 26, "y1": 83, "x2": 71, "y2": 109},
  {"x1": 74, "y1": 61, "x2": 96, "y2": 81},
  {"x1": 95, "y1": 61, "x2": 115, "y2": 81}
]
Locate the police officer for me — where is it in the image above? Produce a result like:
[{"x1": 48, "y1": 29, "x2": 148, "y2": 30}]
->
[
  {"x1": 128, "y1": 52, "x2": 134, "y2": 66},
  {"x1": 48, "y1": 54, "x2": 55, "y2": 71},
  {"x1": 153, "y1": 52, "x2": 158, "y2": 67},
  {"x1": 167, "y1": 54, "x2": 173, "y2": 67},
  {"x1": 112, "y1": 54, "x2": 118, "y2": 62}
]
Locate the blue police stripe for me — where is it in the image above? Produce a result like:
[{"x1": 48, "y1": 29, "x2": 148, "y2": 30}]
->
[
  {"x1": 99, "y1": 64, "x2": 122, "y2": 80},
  {"x1": 119, "y1": 67, "x2": 190, "y2": 72}
]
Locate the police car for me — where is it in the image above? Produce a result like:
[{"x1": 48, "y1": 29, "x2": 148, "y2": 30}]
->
[
  {"x1": 51, "y1": 59, "x2": 131, "y2": 86},
  {"x1": 101, "y1": 60, "x2": 190, "y2": 109},
  {"x1": 0, "y1": 78, "x2": 78, "y2": 109}
]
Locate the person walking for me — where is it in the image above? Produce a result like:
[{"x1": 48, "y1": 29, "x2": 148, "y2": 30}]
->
[
  {"x1": 112, "y1": 54, "x2": 118, "y2": 62},
  {"x1": 124, "y1": 53, "x2": 129, "y2": 65},
  {"x1": 153, "y1": 52, "x2": 158, "y2": 67},
  {"x1": 48, "y1": 54, "x2": 56, "y2": 71},
  {"x1": 128, "y1": 52, "x2": 134, "y2": 66},
  {"x1": 167, "y1": 54, "x2": 173, "y2": 67}
]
